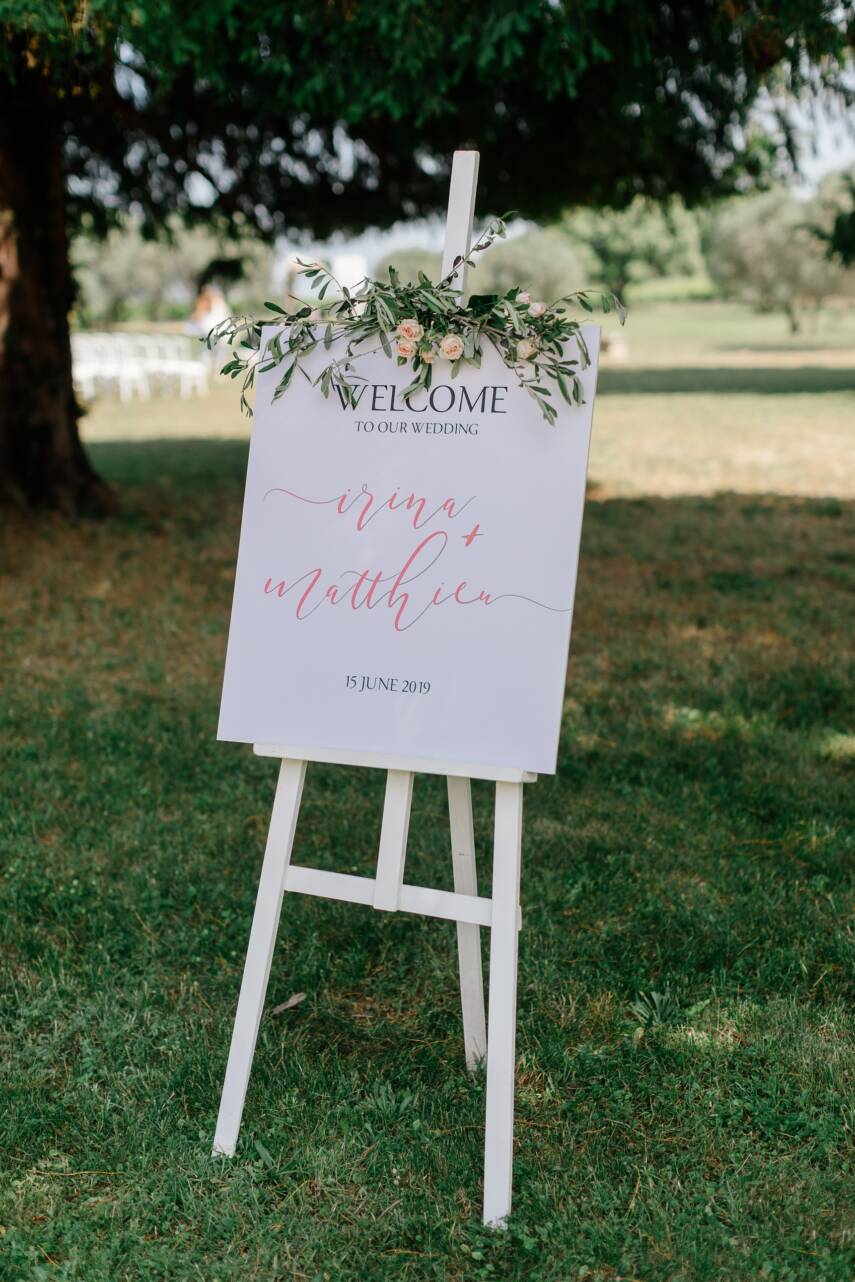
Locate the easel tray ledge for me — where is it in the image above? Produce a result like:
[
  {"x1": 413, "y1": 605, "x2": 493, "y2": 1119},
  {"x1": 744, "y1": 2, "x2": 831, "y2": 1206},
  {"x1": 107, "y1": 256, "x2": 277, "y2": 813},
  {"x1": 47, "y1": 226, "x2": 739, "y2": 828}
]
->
[{"x1": 253, "y1": 742, "x2": 538, "y2": 785}]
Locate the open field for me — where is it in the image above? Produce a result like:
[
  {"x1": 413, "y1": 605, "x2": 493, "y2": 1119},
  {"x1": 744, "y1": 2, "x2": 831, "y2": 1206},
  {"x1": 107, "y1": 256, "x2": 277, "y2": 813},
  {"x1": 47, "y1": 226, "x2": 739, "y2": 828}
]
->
[
  {"x1": 2, "y1": 299, "x2": 854, "y2": 1279},
  {"x1": 82, "y1": 301, "x2": 855, "y2": 499}
]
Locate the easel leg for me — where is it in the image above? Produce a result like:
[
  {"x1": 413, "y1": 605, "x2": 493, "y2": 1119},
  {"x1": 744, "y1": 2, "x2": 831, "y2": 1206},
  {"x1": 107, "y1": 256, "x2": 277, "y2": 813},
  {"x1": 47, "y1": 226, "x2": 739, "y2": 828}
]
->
[
  {"x1": 373, "y1": 769, "x2": 414, "y2": 912},
  {"x1": 447, "y1": 776, "x2": 487, "y2": 1071},
  {"x1": 482, "y1": 781, "x2": 524, "y2": 1227},
  {"x1": 212, "y1": 757, "x2": 307, "y2": 1156}
]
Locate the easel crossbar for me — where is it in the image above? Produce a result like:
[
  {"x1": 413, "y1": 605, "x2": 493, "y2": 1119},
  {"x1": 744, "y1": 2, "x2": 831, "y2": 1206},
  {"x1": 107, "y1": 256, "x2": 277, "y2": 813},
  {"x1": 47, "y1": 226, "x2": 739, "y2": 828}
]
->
[{"x1": 285, "y1": 864, "x2": 493, "y2": 927}]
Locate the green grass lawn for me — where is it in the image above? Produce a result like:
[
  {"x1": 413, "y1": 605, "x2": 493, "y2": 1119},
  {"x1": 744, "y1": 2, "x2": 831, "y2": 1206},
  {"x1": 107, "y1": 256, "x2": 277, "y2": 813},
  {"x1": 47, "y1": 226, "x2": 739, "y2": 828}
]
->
[{"x1": 2, "y1": 300, "x2": 854, "y2": 1280}]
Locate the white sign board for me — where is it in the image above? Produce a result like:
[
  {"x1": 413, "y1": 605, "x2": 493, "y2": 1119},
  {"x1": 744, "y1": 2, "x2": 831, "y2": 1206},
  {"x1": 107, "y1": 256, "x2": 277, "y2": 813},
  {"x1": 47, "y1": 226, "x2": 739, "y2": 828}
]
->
[{"x1": 218, "y1": 330, "x2": 600, "y2": 774}]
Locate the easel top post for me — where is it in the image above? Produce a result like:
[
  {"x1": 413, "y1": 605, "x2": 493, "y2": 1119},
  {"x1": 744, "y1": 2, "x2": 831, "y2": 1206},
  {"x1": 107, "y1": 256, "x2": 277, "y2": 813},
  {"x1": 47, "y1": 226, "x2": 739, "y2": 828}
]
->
[{"x1": 441, "y1": 151, "x2": 480, "y2": 292}]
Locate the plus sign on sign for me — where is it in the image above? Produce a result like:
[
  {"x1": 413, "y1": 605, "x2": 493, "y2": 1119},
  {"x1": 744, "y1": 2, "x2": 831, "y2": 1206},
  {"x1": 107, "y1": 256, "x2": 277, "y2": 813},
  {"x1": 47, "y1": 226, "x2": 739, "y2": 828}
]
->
[{"x1": 218, "y1": 329, "x2": 600, "y2": 773}]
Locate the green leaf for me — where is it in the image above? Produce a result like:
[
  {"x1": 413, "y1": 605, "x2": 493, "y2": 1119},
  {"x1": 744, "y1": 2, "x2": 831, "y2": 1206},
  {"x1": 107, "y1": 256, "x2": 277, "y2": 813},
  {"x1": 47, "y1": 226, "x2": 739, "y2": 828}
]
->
[
  {"x1": 272, "y1": 362, "x2": 296, "y2": 401},
  {"x1": 254, "y1": 1140, "x2": 275, "y2": 1171}
]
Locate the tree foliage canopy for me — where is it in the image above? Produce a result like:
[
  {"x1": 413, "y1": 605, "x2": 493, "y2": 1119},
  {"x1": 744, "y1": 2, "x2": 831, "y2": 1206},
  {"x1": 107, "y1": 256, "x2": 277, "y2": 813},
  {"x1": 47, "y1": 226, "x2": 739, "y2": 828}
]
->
[
  {"x1": 1, "y1": 0, "x2": 854, "y2": 514},
  {"x1": 812, "y1": 172, "x2": 855, "y2": 267},
  {"x1": 3, "y1": 0, "x2": 854, "y2": 239}
]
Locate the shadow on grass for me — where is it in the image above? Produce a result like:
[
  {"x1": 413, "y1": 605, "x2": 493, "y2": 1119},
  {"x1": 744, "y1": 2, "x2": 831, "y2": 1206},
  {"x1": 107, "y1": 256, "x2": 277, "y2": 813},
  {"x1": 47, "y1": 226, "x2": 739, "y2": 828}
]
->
[
  {"x1": 88, "y1": 436, "x2": 249, "y2": 490},
  {"x1": 598, "y1": 366, "x2": 855, "y2": 395},
  {"x1": 714, "y1": 341, "x2": 855, "y2": 355}
]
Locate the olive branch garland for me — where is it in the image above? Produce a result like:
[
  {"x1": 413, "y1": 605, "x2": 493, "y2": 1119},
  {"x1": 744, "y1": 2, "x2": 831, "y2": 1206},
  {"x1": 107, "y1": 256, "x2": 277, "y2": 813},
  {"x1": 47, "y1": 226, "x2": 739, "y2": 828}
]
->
[{"x1": 206, "y1": 216, "x2": 626, "y2": 425}]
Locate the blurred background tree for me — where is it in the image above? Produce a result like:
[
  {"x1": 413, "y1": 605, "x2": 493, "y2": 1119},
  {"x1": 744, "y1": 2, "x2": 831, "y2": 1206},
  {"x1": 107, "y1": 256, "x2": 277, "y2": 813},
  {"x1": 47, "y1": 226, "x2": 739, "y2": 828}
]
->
[
  {"x1": 560, "y1": 199, "x2": 704, "y2": 300},
  {"x1": 373, "y1": 250, "x2": 443, "y2": 288},
  {"x1": 1, "y1": 1, "x2": 853, "y2": 512},
  {"x1": 374, "y1": 232, "x2": 594, "y2": 304},
  {"x1": 704, "y1": 187, "x2": 855, "y2": 332},
  {"x1": 71, "y1": 219, "x2": 275, "y2": 326},
  {"x1": 463, "y1": 229, "x2": 595, "y2": 303}
]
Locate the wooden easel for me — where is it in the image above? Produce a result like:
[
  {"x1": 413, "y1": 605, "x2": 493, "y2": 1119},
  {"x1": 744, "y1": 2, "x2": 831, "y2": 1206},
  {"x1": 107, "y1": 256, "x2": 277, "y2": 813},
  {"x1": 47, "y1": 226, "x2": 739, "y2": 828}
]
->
[{"x1": 212, "y1": 152, "x2": 533, "y2": 1228}]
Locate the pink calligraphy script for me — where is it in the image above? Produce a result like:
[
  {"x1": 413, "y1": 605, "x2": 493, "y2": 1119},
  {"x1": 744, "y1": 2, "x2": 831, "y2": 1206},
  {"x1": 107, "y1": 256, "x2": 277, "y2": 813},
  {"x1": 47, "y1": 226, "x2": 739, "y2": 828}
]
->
[{"x1": 260, "y1": 483, "x2": 570, "y2": 633}]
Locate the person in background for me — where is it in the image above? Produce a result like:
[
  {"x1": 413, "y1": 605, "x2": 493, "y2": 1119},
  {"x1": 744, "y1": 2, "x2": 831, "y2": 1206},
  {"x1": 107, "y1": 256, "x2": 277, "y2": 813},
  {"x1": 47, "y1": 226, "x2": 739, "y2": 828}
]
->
[
  {"x1": 187, "y1": 282, "x2": 231, "y2": 368},
  {"x1": 187, "y1": 283, "x2": 231, "y2": 339}
]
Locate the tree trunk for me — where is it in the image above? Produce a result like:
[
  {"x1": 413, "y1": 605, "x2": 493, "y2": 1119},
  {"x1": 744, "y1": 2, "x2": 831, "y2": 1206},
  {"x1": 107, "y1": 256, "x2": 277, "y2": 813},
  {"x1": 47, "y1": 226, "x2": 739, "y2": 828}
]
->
[
  {"x1": 0, "y1": 67, "x2": 116, "y2": 514},
  {"x1": 784, "y1": 299, "x2": 801, "y2": 336}
]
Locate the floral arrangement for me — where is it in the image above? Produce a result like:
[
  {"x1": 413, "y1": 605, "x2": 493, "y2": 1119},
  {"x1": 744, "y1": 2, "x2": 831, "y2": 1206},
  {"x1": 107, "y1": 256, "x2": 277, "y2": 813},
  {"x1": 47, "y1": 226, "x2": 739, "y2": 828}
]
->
[{"x1": 208, "y1": 216, "x2": 625, "y2": 425}]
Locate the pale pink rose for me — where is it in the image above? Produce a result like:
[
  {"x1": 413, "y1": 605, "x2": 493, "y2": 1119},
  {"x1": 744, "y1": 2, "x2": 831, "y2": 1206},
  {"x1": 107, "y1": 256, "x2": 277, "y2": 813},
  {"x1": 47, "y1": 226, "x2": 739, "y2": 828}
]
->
[
  {"x1": 528, "y1": 301, "x2": 547, "y2": 318},
  {"x1": 397, "y1": 318, "x2": 424, "y2": 342},
  {"x1": 439, "y1": 333, "x2": 464, "y2": 361},
  {"x1": 517, "y1": 291, "x2": 532, "y2": 306},
  {"x1": 516, "y1": 338, "x2": 537, "y2": 361},
  {"x1": 396, "y1": 337, "x2": 417, "y2": 358},
  {"x1": 420, "y1": 347, "x2": 436, "y2": 364}
]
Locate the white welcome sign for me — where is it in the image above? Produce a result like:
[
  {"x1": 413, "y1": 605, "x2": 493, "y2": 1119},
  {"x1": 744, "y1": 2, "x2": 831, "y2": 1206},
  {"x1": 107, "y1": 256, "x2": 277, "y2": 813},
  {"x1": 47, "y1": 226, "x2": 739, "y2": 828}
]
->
[
  {"x1": 212, "y1": 151, "x2": 601, "y2": 1230},
  {"x1": 218, "y1": 331, "x2": 599, "y2": 773}
]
